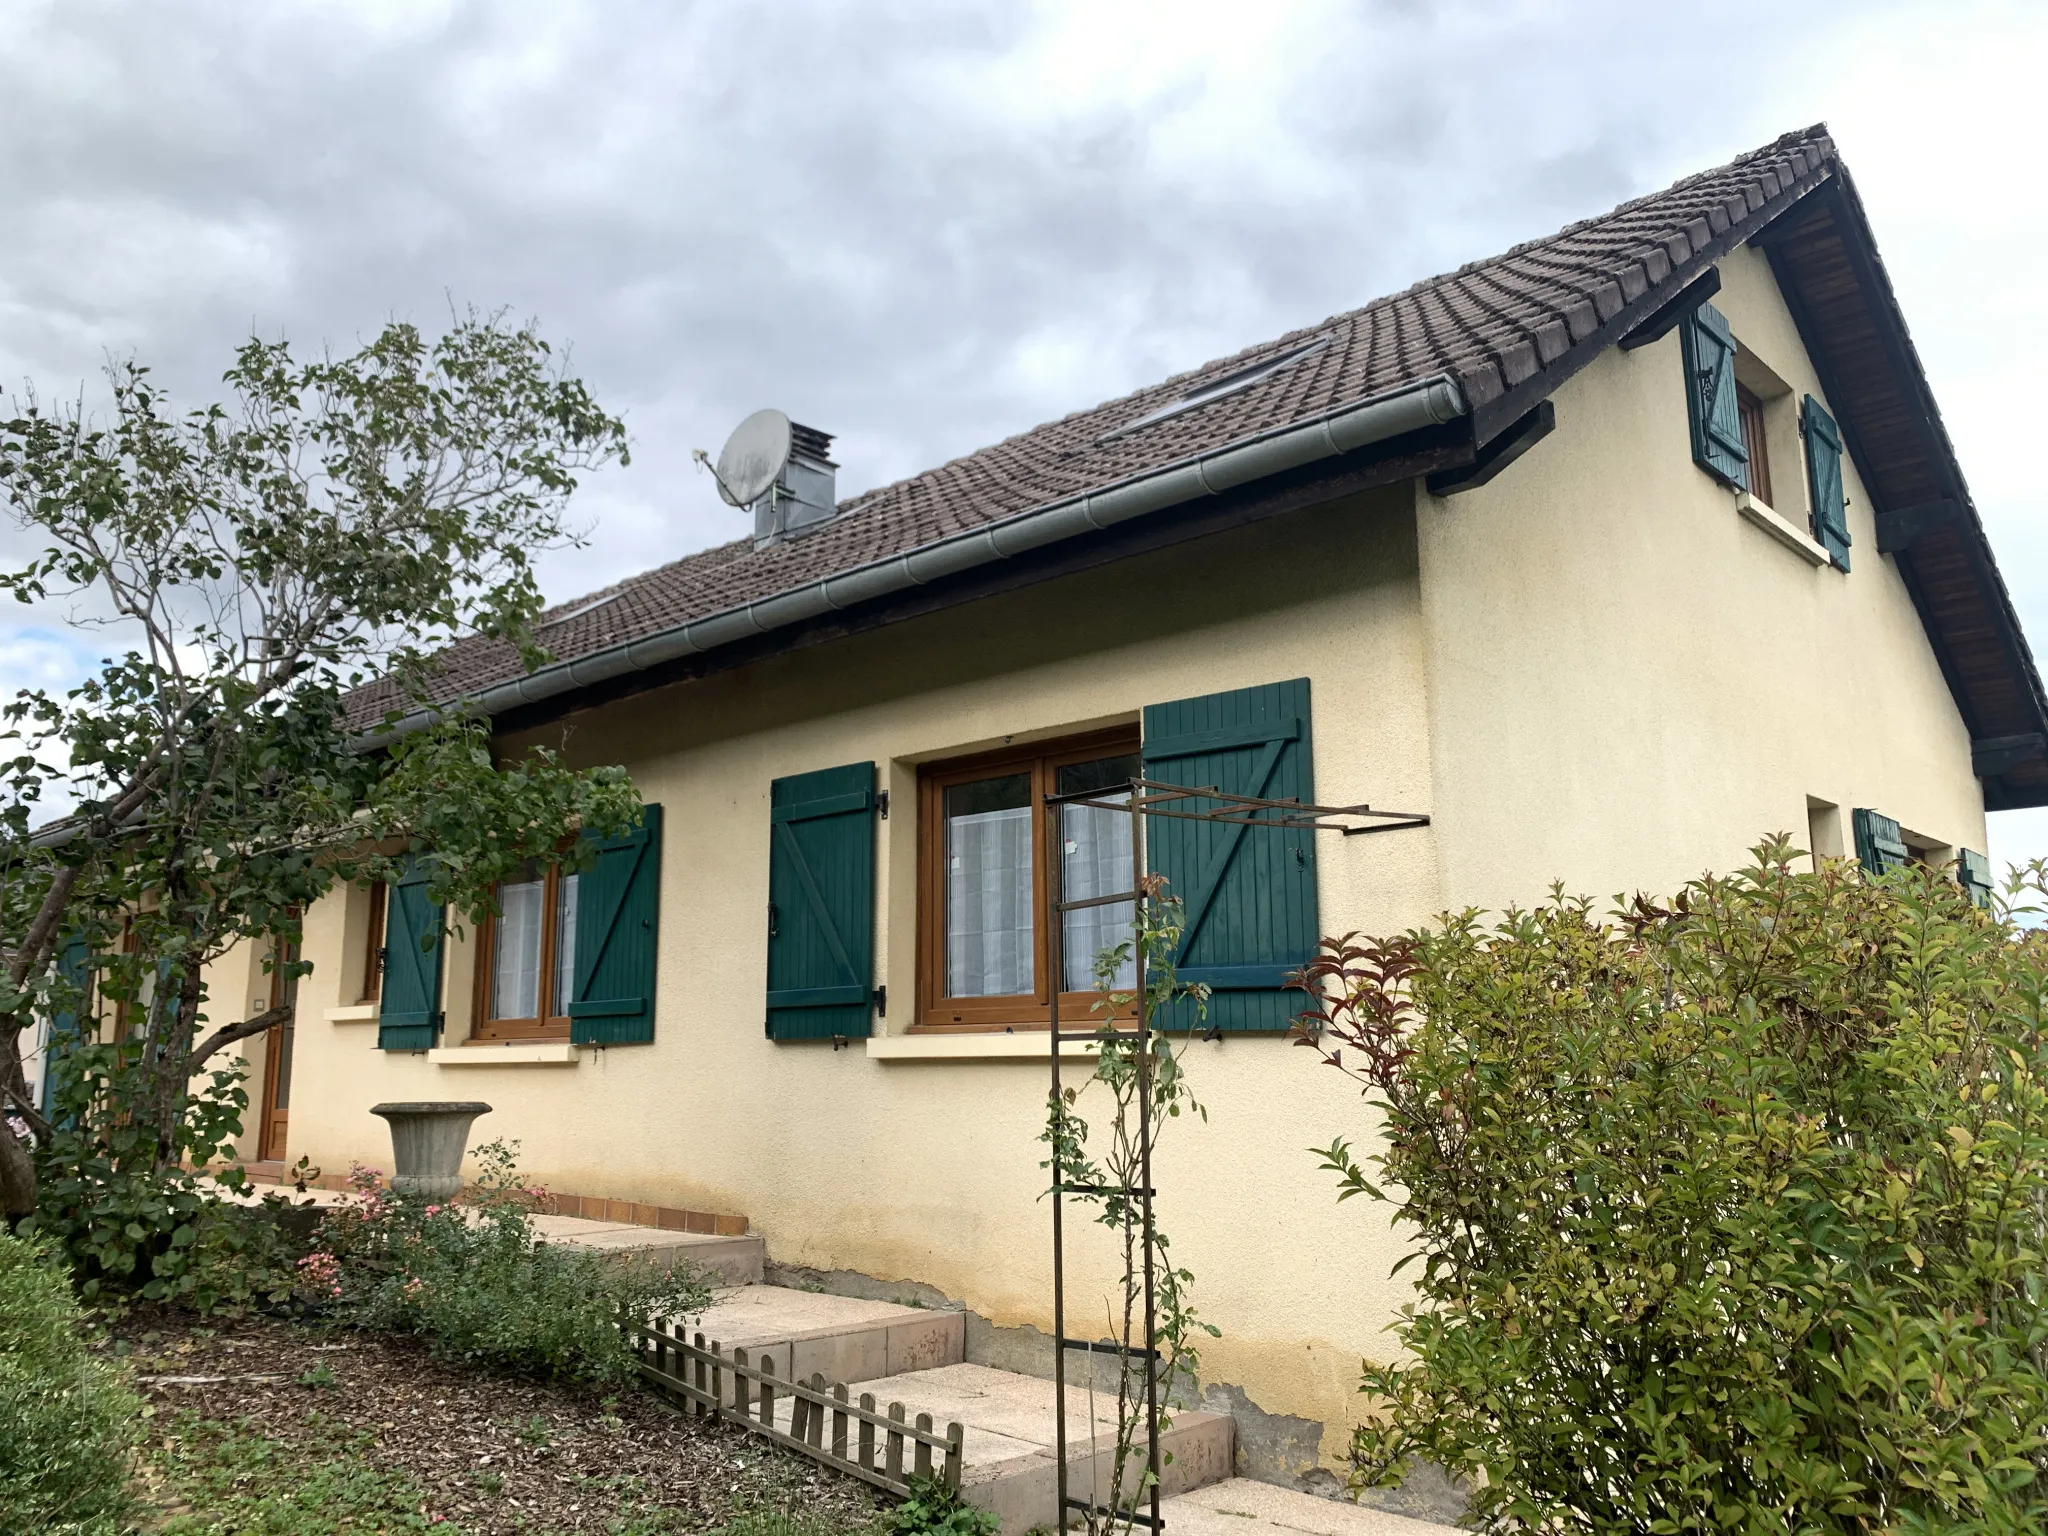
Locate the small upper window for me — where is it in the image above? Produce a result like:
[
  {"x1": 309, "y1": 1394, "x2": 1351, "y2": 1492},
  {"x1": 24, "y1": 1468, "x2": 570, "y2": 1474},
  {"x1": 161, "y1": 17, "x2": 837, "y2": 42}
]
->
[
  {"x1": 537, "y1": 591, "x2": 623, "y2": 630},
  {"x1": 1101, "y1": 336, "x2": 1332, "y2": 442},
  {"x1": 1735, "y1": 383, "x2": 1773, "y2": 508}
]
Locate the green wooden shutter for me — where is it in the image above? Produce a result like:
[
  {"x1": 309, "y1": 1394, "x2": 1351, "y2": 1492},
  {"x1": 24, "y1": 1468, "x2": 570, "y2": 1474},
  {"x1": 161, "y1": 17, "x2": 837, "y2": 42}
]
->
[
  {"x1": 1679, "y1": 301, "x2": 1748, "y2": 489},
  {"x1": 569, "y1": 805, "x2": 662, "y2": 1046},
  {"x1": 1142, "y1": 678, "x2": 1318, "y2": 1033},
  {"x1": 1803, "y1": 394, "x2": 1850, "y2": 570},
  {"x1": 766, "y1": 763, "x2": 878, "y2": 1041},
  {"x1": 38, "y1": 934, "x2": 92, "y2": 1121},
  {"x1": 1958, "y1": 847, "x2": 1995, "y2": 910},
  {"x1": 377, "y1": 861, "x2": 445, "y2": 1050},
  {"x1": 1852, "y1": 808, "x2": 1909, "y2": 877}
]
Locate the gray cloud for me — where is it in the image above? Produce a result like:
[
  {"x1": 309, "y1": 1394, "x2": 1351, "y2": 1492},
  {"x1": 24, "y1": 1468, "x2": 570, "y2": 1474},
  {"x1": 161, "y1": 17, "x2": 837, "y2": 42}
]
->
[
  {"x1": 0, "y1": 1, "x2": 1879, "y2": 589},
  {"x1": 10, "y1": 0, "x2": 2047, "y2": 859}
]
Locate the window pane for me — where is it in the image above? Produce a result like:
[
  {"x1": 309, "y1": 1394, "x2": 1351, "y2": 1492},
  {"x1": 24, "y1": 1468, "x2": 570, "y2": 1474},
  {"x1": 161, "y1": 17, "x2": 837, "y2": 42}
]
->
[
  {"x1": 551, "y1": 872, "x2": 580, "y2": 1020},
  {"x1": 945, "y1": 773, "x2": 1033, "y2": 997},
  {"x1": 492, "y1": 878, "x2": 544, "y2": 1020},
  {"x1": 1057, "y1": 756, "x2": 1140, "y2": 992},
  {"x1": 1055, "y1": 754, "x2": 1141, "y2": 798}
]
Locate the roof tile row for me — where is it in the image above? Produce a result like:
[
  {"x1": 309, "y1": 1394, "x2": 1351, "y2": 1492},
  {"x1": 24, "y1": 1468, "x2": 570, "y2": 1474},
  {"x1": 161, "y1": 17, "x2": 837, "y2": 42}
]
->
[{"x1": 360, "y1": 127, "x2": 1841, "y2": 722}]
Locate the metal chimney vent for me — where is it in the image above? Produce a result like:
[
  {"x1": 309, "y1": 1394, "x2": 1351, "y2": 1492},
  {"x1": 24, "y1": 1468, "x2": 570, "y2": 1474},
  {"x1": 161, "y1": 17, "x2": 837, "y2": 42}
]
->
[{"x1": 753, "y1": 422, "x2": 838, "y2": 546}]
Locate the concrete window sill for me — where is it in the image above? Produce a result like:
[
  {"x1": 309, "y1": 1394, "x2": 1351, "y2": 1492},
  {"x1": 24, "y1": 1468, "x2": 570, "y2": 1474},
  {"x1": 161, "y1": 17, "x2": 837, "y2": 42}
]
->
[
  {"x1": 1736, "y1": 492, "x2": 1832, "y2": 567},
  {"x1": 867, "y1": 1032, "x2": 1103, "y2": 1062},
  {"x1": 324, "y1": 1003, "x2": 379, "y2": 1024},
  {"x1": 427, "y1": 1042, "x2": 580, "y2": 1067}
]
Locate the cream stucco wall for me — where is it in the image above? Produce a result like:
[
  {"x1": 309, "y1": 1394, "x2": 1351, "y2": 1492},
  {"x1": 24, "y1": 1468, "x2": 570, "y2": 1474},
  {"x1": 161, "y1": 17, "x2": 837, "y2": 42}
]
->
[
  {"x1": 1416, "y1": 243, "x2": 1984, "y2": 913},
  {"x1": 238, "y1": 239, "x2": 1991, "y2": 1477},
  {"x1": 271, "y1": 487, "x2": 1441, "y2": 1468}
]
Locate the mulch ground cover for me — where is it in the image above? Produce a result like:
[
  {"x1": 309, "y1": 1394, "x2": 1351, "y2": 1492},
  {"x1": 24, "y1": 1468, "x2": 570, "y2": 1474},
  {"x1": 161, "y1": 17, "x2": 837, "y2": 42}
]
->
[{"x1": 118, "y1": 1309, "x2": 892, "y2": 1534}]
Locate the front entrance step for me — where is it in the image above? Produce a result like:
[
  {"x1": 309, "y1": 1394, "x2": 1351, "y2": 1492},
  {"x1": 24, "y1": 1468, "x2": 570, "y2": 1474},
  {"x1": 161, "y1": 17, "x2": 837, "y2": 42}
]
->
[
  {"x1": 843, "y1": 1362, "x2": 1233, "y2": 1534},
  {"x1": 1162, "y1": 1479, "x2": 1458, "y2": 1535},
  {"x1": 689, "y1": 1285, "x2": 964, "y2": 1382},
  {"x1": 532, "y1": 1214, "x2": 764, "y2": 1285}
]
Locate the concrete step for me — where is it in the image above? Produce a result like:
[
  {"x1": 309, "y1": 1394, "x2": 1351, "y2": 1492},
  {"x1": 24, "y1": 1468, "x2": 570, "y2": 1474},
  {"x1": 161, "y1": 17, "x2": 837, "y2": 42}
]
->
[
  {"x1": 533, "y1": 1214, "x2": 764, "y2": 1285},
  {"x1": 842, "y1": 1362, "x2": 1233, "y2": 1534},
  {"x1": 649, "y1": 1285, "x2": 1231, "y2": 1530},
  {"x1": 1162, "y1": 1479, "x2": 1458, "y2": 1535},
  {"x1": 687, "y1": 1284, "x2": 964, "y2": 1381}
]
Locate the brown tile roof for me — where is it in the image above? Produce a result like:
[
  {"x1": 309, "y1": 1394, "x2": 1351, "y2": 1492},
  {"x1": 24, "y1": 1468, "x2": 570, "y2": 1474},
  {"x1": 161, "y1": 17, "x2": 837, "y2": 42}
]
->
[{"x1": 356, "y1": 125, "x2": 1851, "y2": 724}]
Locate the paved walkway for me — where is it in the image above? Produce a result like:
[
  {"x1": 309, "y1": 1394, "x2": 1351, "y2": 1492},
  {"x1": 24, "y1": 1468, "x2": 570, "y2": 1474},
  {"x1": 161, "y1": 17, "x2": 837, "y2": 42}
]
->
[{"x1": 1162, "y1": 1480, "x2": 1457, "y2": 1535}]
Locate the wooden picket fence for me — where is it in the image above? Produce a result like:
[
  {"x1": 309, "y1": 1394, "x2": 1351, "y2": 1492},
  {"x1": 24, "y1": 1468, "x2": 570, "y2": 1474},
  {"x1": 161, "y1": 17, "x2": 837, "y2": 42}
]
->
[{"x1": 633, "y1": 1318, "x2": 965, "y2": 1498}]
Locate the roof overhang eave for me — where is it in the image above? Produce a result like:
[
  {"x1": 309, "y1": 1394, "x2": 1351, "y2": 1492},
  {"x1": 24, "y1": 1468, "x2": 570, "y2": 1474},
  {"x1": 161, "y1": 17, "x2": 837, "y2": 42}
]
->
[{"x1": 363, "y1": 372, "x2": 1468, "y2": 745}]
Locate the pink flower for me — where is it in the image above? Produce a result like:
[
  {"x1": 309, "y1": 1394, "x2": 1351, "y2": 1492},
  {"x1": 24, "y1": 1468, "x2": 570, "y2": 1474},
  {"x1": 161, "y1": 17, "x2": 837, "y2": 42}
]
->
[
  {"x1": 296, "y1": 1251, "x2": 343, "y2": 1298},
  {"x1": 424, "y1": 1204, "x2": 442, "y2": 1217}
]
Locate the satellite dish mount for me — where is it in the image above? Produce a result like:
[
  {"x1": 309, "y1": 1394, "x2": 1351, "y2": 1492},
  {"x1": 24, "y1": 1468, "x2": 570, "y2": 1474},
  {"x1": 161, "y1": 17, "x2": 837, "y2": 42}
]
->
[
  {"x1": 705, "y1": 409, "x2": 792, "y2": 510},
  {"x1": 695, "y1": 409, "x2": 840, "y2": 547}
]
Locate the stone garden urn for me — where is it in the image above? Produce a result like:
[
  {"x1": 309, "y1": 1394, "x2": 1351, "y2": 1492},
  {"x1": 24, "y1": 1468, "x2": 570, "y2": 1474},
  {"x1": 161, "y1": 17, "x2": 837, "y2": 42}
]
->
[{"x1": 369, "y1": 1102, "x2": 492, "y2": 1199}]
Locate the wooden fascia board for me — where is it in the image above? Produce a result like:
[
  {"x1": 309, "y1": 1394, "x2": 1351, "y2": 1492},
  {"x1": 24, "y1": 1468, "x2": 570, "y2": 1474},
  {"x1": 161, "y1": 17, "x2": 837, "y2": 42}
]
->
[
  {"x1": 1466, "y1": 157, "x2": 1836, "y2": 446},
  {"x1": 1617, "y1": 267, "x2": 1724, "y2": 349},
  {"x1": 1759, "y1": 174, "x2": 2048, "y2": 804}
]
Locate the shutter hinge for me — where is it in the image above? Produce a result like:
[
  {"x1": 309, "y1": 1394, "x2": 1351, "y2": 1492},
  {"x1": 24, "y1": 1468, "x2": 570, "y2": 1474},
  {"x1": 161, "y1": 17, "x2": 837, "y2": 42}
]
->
[
  {"x1": 875, "y1": 790, "x2": 889, "y2": 820},
  {"x1": 767, "y1": 902, "x2": 779, "y2": 939},
  {"x1": 872, "y1": 984, "x2": 886, "y2": 1016}
]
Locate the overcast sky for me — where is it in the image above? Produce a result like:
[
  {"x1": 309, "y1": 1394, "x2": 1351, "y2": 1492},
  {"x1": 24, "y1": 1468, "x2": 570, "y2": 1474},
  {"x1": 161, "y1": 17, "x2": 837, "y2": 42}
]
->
[{"x1": 4, "y1": 0, "x2": 2046, "y2": 870}]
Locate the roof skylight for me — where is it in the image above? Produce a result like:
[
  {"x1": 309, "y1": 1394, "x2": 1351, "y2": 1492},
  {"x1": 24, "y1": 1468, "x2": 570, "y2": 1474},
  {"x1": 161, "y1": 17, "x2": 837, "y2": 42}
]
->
[
  {"x1": 1100, "y1": 334, "x2": 1333, "y2": 443},
  {"x1": 536, "y1": 591, "x2": 624, "y2": 630}
]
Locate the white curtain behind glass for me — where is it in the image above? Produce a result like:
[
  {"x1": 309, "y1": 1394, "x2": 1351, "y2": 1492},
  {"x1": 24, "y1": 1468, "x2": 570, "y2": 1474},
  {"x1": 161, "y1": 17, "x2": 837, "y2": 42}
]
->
[
  {"x1": 492, "y1": 878, "x2": 544, "y2": 1019},
  {"x1": 947, "y1": 805, "x2": 1033, "y2": 996},
  {"x1": 551, "y1": 872, "x2": 580, "y2": 1018},
  {"x1": 1062, "y1": 799, "x2": 1136, "y2": 991}
]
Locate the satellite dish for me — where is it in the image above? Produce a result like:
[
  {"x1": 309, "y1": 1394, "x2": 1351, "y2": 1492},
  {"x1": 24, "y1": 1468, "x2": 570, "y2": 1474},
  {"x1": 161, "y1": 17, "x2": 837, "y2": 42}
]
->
[{"x1": 713, "y1": 409, "x2": 792, "y2": 508}]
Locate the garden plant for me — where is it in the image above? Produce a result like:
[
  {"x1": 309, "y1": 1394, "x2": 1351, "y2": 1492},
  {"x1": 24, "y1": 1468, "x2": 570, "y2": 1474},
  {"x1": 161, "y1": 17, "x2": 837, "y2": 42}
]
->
[
  {"x1": 1042, "y1": 880, "x2": 1219, "y2": 1533},
  {"x1": 1298, "y1": 838, "x2": 2048, "y2": 1535},
  {"x1": 305, "y1": 1141, "x2": 712, "y2": 1386},
  {"x1": 0, "y1": 1229, "x2": 139, "y2": 1535},
  {"x1": 0, "y1": 314, "x2": 639, "y2": 1300}
]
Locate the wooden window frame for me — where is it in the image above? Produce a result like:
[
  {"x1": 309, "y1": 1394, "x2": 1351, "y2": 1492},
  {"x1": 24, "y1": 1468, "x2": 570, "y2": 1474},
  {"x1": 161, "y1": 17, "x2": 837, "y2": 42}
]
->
[
  {"x1": 915, "y1": 726, "x2": 1141, "y2": 1033},
  {"x1": 111, "y1": 918, "x2": 140, "y2": 1042},
  {"x1": 258, "y1": 928, "x2": 301, "y2": 1162},
  {"x1": 472, "y1": 863, "x2": 578, "y2": 1042},
  {"x1": 358, "y1": 882, "x2": 388, "y2": 1005},
  {"x1": 1735, "y1": 382, "x2": 1774, "y2": 510}
]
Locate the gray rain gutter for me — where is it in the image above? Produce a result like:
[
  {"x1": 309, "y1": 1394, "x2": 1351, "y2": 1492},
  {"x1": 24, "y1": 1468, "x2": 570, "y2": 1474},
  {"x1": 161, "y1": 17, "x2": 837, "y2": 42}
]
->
[{"x1": 386, "y1": 372, "x2": 1468, "y2": 736}]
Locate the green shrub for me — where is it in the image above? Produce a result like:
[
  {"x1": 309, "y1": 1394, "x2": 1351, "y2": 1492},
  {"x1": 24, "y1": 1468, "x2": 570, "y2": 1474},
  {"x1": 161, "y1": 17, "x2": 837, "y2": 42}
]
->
[
  {"x1": 0, "y1": 1231, "x2": 140, "y2": 1536},
  {"x1": 25, "y1": 1048, "x2": 303, "y2": 1311},
  {"x1": 885, "y1": 1477, "x2": 1001, "y2": 1536},
  {"x1": 1300, "y1": 840, "x2": 2048, "y2": 1534},
  {"x1": 310, "y1": 1141, "x2": 710, "y2": 1385}
]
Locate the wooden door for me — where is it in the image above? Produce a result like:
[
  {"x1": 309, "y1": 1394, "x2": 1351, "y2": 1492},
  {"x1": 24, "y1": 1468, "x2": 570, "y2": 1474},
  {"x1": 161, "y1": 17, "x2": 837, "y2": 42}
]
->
[{"x1": 256, "y1": 938, "x2": 300, "y2": 1162}]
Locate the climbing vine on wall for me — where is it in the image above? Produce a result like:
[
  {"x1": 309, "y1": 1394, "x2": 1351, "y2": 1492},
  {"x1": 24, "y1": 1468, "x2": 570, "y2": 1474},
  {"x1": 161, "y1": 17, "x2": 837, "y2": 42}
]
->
[{"x1": 1042, "y1": 877, "x2": 1219, "y2": 1533}]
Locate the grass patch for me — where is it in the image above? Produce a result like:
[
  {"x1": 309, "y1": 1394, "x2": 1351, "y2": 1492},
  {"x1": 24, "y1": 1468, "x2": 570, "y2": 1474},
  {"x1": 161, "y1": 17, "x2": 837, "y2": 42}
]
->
[
  {"x1": 127, "y1": 1313, "x2": 892, "y2": 1535},
  {"x1": 150, "y1": 1413, "x2": 451, "y2": 1534},
  {"x1": 145, "y1": 1408, "x2": 892, "y2": 1536}
]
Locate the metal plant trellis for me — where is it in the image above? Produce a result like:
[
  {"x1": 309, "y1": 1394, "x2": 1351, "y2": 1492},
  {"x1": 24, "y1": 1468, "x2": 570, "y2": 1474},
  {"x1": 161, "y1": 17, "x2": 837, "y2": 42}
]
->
[{"x1": 1045, "y1": 776, "x2": 1429, "y2": 1533}]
